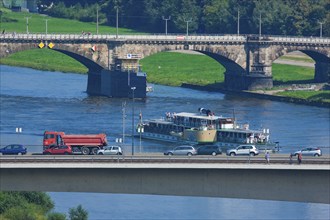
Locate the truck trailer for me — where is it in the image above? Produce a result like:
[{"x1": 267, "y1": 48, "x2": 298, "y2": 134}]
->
[{"x1": 43, "y1": 131, "x2": 108, "y2": 155}]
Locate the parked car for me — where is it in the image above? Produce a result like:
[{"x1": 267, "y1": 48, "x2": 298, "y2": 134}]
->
[
  {"x1": 43, "y1": 145, "x2": 72, "y2": 155},
  {"x1": 227, "y1": 145, "x2": 259, "y2": 156},
  {"x1": 196, "y1": 145, "x2": 222, "y2": 156},
  {"x1": 293, "y1": 147, "x2": 322, "y2": 157},
  {"x1": 0, "y1": 144, "x2": 27, "y2": 155},
  {"x1": 97, "y1": 146, "x2": 123, "y2": 155},
  {"x1": 164, "y1": 145, "x2": 197, "y2": 156}
]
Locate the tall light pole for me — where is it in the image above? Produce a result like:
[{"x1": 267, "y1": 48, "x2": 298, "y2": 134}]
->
[
  {"x1": 122, "y1": 101, "x2": 126, "y2": 143},
  {"x1": 25, "y1": 17, "x2": 31, "y2": 34},
  {"x1": 96, "y1": 5, "x2": 99, "y2": 35},
  {"x1": 131, "y1": 86, "x2": 136, "y2": 155},
  {"x1": 184, "y1": 18, "x2": 192, "y2": 37},
  {"x1": 237, "y1": 8, "x2": 240, "y2": 36},
  {"x1": 44, "y1": 19, "x2": 48, "y2": 35},
  {"x1": 259, "y1": 12, "x2": 262, "y2": 37},
  {"x1": 318, "y1": 21, "x2": 324, "y2": 38},
  {"x1": 116, "y1": 6, "x2": 119, "y2": 38},
  {"x1": 162, "y1": 16, "x2": 171, "y2": 35}
]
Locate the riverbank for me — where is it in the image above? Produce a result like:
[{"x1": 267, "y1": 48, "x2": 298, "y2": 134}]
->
[{"x1": 182, "y1": 83, "x2": 330, "y2": 108}]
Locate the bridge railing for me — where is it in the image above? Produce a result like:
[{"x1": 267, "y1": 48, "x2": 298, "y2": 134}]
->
[{"x1": 1, "y1": 33, "x2": 329, "y2": 44}]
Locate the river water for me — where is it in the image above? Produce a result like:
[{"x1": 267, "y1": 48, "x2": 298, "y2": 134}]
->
[{"x1": 1, "y1": 65, "x2": 329, "y2": 219}]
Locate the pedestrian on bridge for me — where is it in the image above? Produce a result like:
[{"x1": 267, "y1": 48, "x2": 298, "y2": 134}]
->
[
  {"x1": 265, "y1": 151, "x2": 270, "y2": 164},
  {"x1": 298, "y1": 153, "x2": 302, "y2": 164}
]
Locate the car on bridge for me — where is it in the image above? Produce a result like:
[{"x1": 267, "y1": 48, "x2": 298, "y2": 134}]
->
[
  {"x1": 0, "y1": 144, "x2": 27, "y2": 155},
  {"x1": 196, "y1": 145, "x2": 222, "y2": 156},
  {"x1": 226, "y1": 145, "x2": 259, "y2": 156},
  {"x1": 293, "y1": 147, "x2": 322, "y2": 157},
  {"x1": 97, "y1": 146, "x2": 123, "y2": 155},
  {"x1": 43, "y1": 145, "x2": 72, "y2": 155},
  {"x1": 164, "y1": 145, "x2": 197, "y2": 156}
]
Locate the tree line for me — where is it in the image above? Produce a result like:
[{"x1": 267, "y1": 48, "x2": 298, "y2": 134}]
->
[
  {"x1": 38, "y1": 0, "x2": 329, "y2": 37},
  {"x1": 0, "y1": 191, "x2": 88, "y2": 220}
]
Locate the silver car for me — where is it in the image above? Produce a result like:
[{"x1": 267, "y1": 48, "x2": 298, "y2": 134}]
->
[
  {"x1": 293, "y1": 147, "x2": 322, "y2": 157},
  {"x1": 97, "y1": 146, "x2": 123, "y2": 155},
  {"x1": 164, "y1": 145, "x2": 197, "y2": 156},
  {"x1": 227, "y1": 145, "x2": 259, "y2": 156}
]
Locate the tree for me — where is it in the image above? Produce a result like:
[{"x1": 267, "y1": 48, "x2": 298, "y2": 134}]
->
[
  {"x1": 47, "y1": 212, "x2": 66, "y2": 220},
  {"x1": 69, "y1": 205, "x2": 88, "y2": 220}
]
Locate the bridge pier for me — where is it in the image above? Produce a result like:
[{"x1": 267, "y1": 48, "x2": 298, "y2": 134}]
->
[
  {"x1": 315, "y1": 61, "x2": 330, "y2": 82},
  {"x1": 225, "y1": 73, "x2": 273, "y2": 90},
  {"x1": 87, "y1": 69, "x2": 146, "y2": 98}
]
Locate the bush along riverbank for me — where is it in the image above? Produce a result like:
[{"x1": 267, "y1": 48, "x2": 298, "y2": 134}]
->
[{"x1": 181, "y1": 83, "x2": 330, "y2": 108}]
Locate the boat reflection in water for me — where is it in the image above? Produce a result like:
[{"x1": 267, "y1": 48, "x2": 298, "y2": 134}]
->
[{"x1": 137, "y1": 108, "x2": 279, "y2": 152}]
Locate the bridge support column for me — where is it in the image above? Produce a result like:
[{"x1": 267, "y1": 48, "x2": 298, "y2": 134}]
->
[
  {"x1": 315, "y1": 61, "x2": 330, "y2": 83},
  {"x1": 225, "y1": 72, "x2": 273, "y2": 90}
]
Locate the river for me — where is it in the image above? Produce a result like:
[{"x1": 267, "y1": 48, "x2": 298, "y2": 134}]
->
[{"x1": 0, "y1": 65, "x2": 329, "y2": 219}]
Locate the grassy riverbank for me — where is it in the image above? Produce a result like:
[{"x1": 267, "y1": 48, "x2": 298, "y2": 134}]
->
[
  {"x1": 1, "y1": 10, "x2": 328, "y2": 105},
  {"x1": 0, "y1": 8, "x2": 138, "y2": 34}
]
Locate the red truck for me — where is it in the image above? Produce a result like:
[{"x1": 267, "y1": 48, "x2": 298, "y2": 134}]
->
[{"x1": 43, "y1": 131, "x2": 108, "y2": 155}]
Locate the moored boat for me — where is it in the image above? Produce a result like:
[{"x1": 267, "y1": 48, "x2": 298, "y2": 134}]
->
[{"x1": 136, "y1": 109, "x2": 279, "y2": 151}]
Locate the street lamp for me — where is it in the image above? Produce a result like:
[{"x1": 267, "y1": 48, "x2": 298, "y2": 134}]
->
[
  {"x1": 237, "y1": 8, "x2": 240, "y2": 36},
  {"x1": 116, "y1": 6, "x2": 119, "y2": 38},
  {"x1": 184, "y1": 18, "x2": 192, "y2": 37},
  {"x1": 131, "y1": 86, "x2": 136, "y2": 155},
  {"x1": 259, "y1": 12, "x2": 262, "y2": 37},
  {"x1": 25, "y1": 17, "x2": 31, "y2": 34},
  {"x1": 318, "y1": 21, "x2": 324, "y2": 38},
  {"x1": 44, "y1": 19, "x2": 48, "y2": 35},
  {"x1": 162, "y1": 16, "x2": 171, "y2": 35},
  {"x1": 96, "y1": 5, "x2": 99, "y2": 35}
]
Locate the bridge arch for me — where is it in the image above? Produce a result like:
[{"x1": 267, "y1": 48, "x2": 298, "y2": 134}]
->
[
  {"x1": 114, "y1": 43, "x2": 246, "y2": 85},
  {"x1": 270, "y1": 46, "x2": 330, "y2": 82},
  {"x1": 0, "y1": 42, "x2": 107, "y2": 73}
]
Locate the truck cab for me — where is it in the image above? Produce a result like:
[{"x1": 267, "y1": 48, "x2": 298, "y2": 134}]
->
[{"x1": 43, "y1": 131, "x2": 65, "y2": 150}]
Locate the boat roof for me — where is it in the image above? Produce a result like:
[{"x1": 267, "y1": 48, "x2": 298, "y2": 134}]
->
[
  {"x1": 219, "y1": 128, "x2": 264, "y2": 133},
  {"x1": 174, "y1": 112, "x2": 232, "y2": 120}
]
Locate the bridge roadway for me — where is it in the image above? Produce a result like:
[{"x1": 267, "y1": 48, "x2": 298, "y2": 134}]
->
[
  {"x1": 1, "y1": 154, "x2": 329, "y2": 204},
  {"x1": 1, "y1": 33, "x2": 330, "y2": 44}
]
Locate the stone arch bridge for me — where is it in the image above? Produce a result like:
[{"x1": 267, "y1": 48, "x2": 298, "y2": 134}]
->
[{"x1": 1, "y1": 34, "x2": 329, "y2": 90}]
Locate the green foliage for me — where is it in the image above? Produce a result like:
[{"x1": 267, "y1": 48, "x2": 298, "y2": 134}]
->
[
  {"x1": 69, "y1": 205, "x2": 88, "y2": 220},
  {"x1": 47, "y1": 212, "x2": 66, "y2": 220},
  {"x1": 0, "y1": 48, "x2": 88, "y2": 73},
  {"x1": 0, "y1": 9, "x2": 138, "y2": 34},
  {"x1": 0, "y1": 192, "x2": 54, "y2": 220},
  {"x1": 140, "y1": 52, "x2": 225, "y2": 86},
  {"x1": 272, "y1": 64, "x2": 314, "y2": 84},
  {"x1": 3, "y1": 203, "x2": 47, "y2": 220},
  {"x1": 277, "y1": 90, "x2": 330, "y2": 103}
]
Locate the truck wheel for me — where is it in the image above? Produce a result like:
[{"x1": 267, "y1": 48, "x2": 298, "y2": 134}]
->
[
  {"x1": 91, "y1": 147, "x2": 99, "y2": 155},
  {"x1": 81, "y1": 147, "x2": 90, "y2": 155}
]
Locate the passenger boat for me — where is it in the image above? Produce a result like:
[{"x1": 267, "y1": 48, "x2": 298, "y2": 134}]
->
[{"x1": 136, "y1": 109, "x2": 279, "y2": 151}]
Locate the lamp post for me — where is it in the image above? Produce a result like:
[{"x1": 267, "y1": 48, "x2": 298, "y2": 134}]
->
[
  {"x1": 16, "y1": 127, "x2": 22, "y2": 142},
  {"x1": 131, "y1": 87, "x2": 136, "y2": 155},
  {"x1": 237, "y1": 8, "x2": 240, "y2": 36},
  {"x1": 116, "y1": 6, "x2": 119, "y2": 38},
  {"x1": 184, "y1": 18, "x2": 192, "y2": 37},
  {"x1": 318, "y1": 21, "x2": 324, "y2": 38},
  {"x1": 259, "y1": 12, "x2": 262, "y2": 37},
  {"x1": 96, "y1": 5, "x2": 99, "y2": 35},
  {"x1": 25, "y1": 17, "x2": 31, "y2": 34},
  {"x1": 122, "y1": 101, "x2": 126, "y2": 143},
  {"x1": 162, "y1": 16, "x2": 171, "y2": 35},
  {"x1": 44, "y1": 19, "x2": 48, "y2": 35}
]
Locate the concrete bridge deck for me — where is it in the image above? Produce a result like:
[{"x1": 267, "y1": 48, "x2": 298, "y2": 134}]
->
[{"x1": 1, "y1": 156, "x2": 329, "y2": 204}]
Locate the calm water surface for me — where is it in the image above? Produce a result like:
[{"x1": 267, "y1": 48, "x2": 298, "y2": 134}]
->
[{"x1": 1, "y1": 65, "x2": 329, "y2": 219}]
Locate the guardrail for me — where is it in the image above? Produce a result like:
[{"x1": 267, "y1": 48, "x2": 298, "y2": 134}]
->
[
  {"x1": 1, "y1": 33, "x2": 329, "y2": 44},
  {"x1": 1, "y1": 154, "x2": 329, "y2": 165}
]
